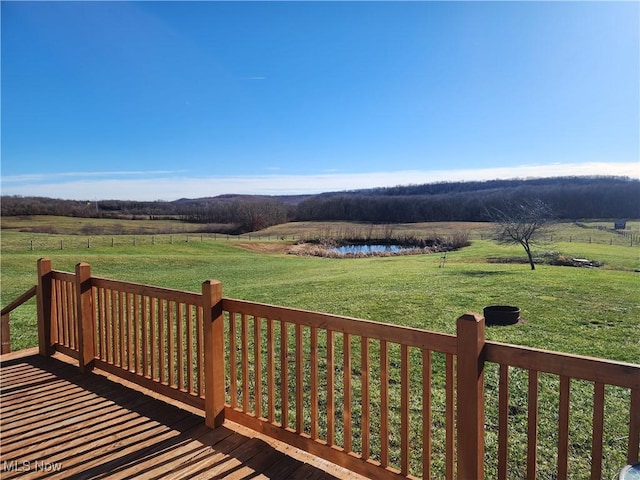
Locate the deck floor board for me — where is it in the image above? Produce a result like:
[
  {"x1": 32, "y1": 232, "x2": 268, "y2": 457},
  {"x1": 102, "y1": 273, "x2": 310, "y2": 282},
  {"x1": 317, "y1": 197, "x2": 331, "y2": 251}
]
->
[{"x1": 0, "y1": 352, "x2": 366, "y2": 480}]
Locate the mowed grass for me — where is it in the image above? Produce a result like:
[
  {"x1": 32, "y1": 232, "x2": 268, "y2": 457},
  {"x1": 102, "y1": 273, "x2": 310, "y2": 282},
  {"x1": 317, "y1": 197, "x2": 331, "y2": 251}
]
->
[
  {"x1": 1, "y1": 220, "x2": 638, "y2": 478},
  {"x1": 1, "y1": 222, "x2": 638, "y2": 361},
  {"x1": 1, "y1": 214, "x2": 205, "y2": 235}
]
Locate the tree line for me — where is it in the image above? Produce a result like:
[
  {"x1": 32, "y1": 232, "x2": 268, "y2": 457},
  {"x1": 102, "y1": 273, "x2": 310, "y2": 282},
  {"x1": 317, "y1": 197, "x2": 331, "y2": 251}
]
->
[
  {"x1": 2, "y1": 176, "x2": 638, "y2": 233},
  {"x1": 295, "y1": 177, "x2": 639, "y2": 223}
]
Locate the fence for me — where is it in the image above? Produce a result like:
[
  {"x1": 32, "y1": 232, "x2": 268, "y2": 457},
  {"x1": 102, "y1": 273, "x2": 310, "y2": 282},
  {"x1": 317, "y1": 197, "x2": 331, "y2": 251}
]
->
[
  {"x1": 6, "y1": 233, "x2": 300, "y2": 252},
  {"x1": 4, "y1": 228, "x2": 640, "y2": 252},
  {"x1": 2, "y1": 258, "x2": 638, "y2": 479}
]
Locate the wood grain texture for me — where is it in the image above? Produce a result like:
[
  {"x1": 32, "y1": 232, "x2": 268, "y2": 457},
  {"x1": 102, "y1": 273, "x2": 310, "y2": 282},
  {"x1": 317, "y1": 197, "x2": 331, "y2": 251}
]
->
[{"x1": 0, "y1": 352, "x2": 367, "y2": 480}]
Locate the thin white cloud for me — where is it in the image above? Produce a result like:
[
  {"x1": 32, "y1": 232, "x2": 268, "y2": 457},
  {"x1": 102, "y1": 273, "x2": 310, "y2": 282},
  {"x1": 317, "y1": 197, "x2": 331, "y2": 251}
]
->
[
  {"x1": 1, "y1": 162, "x2": 638, "y2": 201},
  {"x1": 2, "y1": 170, "x2": 187, "y2": 183}
]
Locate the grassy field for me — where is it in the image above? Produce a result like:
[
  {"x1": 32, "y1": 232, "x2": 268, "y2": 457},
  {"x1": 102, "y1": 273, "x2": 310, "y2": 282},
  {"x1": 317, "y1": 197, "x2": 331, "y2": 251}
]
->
[
  {"x1": 1, "y1": 219, "x2": 638, "y2": 358},
  {"x1": 1, "y1": 218, "x2": 638, "y2": 478}
]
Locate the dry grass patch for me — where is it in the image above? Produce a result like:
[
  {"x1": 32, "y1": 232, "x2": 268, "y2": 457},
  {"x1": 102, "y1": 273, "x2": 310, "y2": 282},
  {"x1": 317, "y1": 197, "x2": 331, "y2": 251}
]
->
[{"x1": 236, "y1": 242, "x2": 294, "y2": 254}]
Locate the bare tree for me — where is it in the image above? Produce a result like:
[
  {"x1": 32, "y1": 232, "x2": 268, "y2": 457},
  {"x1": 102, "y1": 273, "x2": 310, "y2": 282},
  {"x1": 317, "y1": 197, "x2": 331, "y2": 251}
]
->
[{"x1": 489, "y1": 198, "x2": 554, "y2": 270}]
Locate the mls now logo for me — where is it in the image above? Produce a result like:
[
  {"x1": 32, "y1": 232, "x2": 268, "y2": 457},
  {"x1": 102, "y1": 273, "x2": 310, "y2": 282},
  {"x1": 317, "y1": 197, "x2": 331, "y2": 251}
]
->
[{"x1": 3, "y1": 460, "x2": 62, "y2": 473}]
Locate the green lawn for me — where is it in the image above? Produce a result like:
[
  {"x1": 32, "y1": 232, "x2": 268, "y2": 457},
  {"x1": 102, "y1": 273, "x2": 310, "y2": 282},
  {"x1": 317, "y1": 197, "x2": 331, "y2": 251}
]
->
[
  {"x1": 1, "y1": 221, "x2": 638, "y2": 478},
  {"x1": 2, "y1": 222, "x2": 638, "y2": 360}
]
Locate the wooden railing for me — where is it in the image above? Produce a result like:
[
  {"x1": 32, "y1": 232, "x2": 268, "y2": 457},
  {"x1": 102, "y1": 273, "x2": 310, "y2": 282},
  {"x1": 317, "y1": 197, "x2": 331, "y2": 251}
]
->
[
  {"x1": 0, "y1": 284, "x2": 37, "y2": 353},
  {"x1": 219, "y1": 298, "x2": 460, "y2": 479},
  {"x1": 15, "y1": 258, "x2": 640, "y2": 479},
  {"x1": 483, "y1": 342, "x2": 640, "y2": 480}
]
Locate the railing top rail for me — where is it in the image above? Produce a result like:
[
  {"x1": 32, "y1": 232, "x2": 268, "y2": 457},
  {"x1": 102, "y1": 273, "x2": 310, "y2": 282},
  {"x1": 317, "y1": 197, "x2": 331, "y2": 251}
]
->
[
  {"x1": 223, "y1": 297, "x2": 458, "y2": 353},
  {"x1": 1, "y1": 285, "x2": 37, "y2": 316},
  {"x1": 91, "y1": 276, "x2": 203, "y2": 305},
  {"x1": 51, "y1": 270, "x2": 76, "y2": 283},
  {"x1": 485, "y1": 340, "x2": 640, "y2": 389}
]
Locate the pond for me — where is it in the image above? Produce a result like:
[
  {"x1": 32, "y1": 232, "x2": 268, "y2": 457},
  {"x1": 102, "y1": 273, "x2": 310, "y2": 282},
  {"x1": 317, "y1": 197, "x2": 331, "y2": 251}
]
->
[{"x1": 329, "y1": 244, "x2": 412, "y2": 255}]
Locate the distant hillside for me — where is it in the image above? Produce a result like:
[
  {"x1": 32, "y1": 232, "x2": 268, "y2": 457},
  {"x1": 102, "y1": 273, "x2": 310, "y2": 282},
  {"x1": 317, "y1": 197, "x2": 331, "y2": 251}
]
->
[
  {"x1": 296, "y1": 176, "x2": 640, "y2": 223},
  {"x1": 2, "y1": 176, "x2": 638, "y2": 233}
]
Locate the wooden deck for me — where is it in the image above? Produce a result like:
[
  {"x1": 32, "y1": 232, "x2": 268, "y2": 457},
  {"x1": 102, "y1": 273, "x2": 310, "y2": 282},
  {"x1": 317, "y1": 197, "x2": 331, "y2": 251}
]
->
[{"x1": 0, "y1": 350, "x2": 367, "y2": 480}]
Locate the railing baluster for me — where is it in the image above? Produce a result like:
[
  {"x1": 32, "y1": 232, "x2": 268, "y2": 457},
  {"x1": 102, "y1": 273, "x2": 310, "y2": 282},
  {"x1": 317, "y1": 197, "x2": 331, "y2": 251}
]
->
[
  {"x1": 327, "y1": 329, "x2": 335, "y2": 446},
  {"x1": 74, "y1": 280, "x2": 80, "y2": 350},
  {"x1": 229, "y1": 312, "x2": 238, "y2": 408},
  {"x1": 400, "y1": 343, "x2": 410, "y2": 476},
  {"x1": 150, "y1": 297, "x2": 157, "y2": 381},
  {"x1": 628, "y1": 388, "x2": 640, "y2": 464},
  {"x1": 142, "y1": 296, "x2": 149, "y2": 378},
  {"x1": 445, "y1": 353, "x2": 455, "y2": 480},
  {"x1": 168, "y1": 300, "x2": 175, "y2": 387},
  {"x1": 177, "y1": 302, "x2": 184, "y2": 390},
  {"x1": 267, "y1": 317, "x2": 275, "y2": 423},
  {"x1": 422, "y1": 349, "x2": 432, "y2": 480},
  {"x1": 110, "y1": 289, "x2": 117, "y2": 365},
  {"x1": 102, "y1": 288, "x2": 108, "y2": 362},
  {"x1": 93, "y1": 287, "x2": 100, "y2": 358},
  {"x1": 132, "y1": 293, "x2": 138, "y2": 372},
  {"x1": 92, "y1": 287, "x2": 99, "y2": 360},
  {"x1": 72, "y1": 280, "x2": 78, "y2": 349},
  {"x1": 128, "y1": 293, "x2": 134, "y2": 372},
  {"x1": 124, "y1": 292, "x2": 129, "y2": 370},
  {"x1": 296, "y1": 323, "x2": 303, "y2": 433},
  {"x1": 119, "y1": 291, "x2": 125, "y2": 368},
  {"x1": 281, "y1": 320, "x2": 289, "y2": 429},
  {"x1": 61, "y1": 280, "x2": 69, "y2": 347},
  {"x1": 186, "y1": 304, "x2": 194, "y2": 393},
  {"x1": 57, "y1": 280, "x2": 69, "y2": 346},
  {"x1": 380, "y1": 339, "x2": 389, "y2": 467},
  {"x1": 527, "y1": 370, "x2": 539, "y2": 479},
  {"x1": 361, "y1": 336, "x2": 370, "y2": 460},
  {"x1": 158, "y1": 298, "x2": 165, "y2": 383},
  {"x1": 343, "y1": 332, "x2": 352, "y2": 452},
  {"x1": 242, "y1": 313, "x2": 249, "y2": 412},
  {"x1": 498, "y1": 364, "x2": 509, "y2": 480},
  {"x1": 65, "y1": 281, "x2": 71, "y2": 345},
  {"x1": 52, "y1": 279, "x2": 60, "y2": 346},
  {"x1": 557, "y1": 375, "x2": 571, "y2": 479},
  {"x1": 311, "y1": 326, "x2": 319, "y2": 440},
  {"x1": 198, "y1": 305, "x2": 205, "y2": 396},
  {"x1": 590, "y1": 382, "x2": 605, "y2": 480},
  {"x1": 254, "y1": 316, "x2": 263, "y2": 419}
]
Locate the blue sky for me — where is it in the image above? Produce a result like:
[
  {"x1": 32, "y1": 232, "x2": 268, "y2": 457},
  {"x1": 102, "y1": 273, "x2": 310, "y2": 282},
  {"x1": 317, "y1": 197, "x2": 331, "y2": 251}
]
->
[{"x1": 2, "y1": 1, "x2": 638, "y2": 201}]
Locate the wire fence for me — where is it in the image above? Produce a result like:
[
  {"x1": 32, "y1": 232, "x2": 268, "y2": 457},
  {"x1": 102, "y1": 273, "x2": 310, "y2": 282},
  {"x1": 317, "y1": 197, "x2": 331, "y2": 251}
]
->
[{"x1": 3, "y1": 228, "x2": 638, "y2": 253}]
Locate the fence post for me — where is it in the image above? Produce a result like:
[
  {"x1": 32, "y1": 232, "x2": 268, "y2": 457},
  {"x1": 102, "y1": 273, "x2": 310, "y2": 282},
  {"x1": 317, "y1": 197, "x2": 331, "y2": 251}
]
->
[
  {"x1": 1, "y1": 314, "x2": 10, "y2": 354},
  {"x1": 202, "y1": 279, "x2": 225, "y2": 428},
  {"x1": 37, "y1": 258, "x2": 53, "y2": 357},
  {"x1": 456, "y1": 313, "x2": 486, "y2": 480},
  {"x1": 75, "y1": 262, "x2": 95, "y2": 372}
]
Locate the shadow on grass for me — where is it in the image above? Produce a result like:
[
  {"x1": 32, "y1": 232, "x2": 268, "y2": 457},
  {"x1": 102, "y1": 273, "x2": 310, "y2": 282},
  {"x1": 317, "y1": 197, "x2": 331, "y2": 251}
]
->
[{"x1": 445, "y1": 270, "x2": 516, "y2": 277}]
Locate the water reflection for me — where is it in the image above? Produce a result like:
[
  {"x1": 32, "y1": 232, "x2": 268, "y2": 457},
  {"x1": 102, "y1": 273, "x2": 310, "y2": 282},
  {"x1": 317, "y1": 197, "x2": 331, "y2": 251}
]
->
[{"x1": 329, "y1": 244, "x2": 409, "y2": 254}]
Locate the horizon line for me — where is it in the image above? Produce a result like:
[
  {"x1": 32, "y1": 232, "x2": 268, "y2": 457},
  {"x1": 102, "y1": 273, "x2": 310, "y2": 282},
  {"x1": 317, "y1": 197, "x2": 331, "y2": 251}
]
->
[{"x1": 1, "y1": 162, "x2": 638, "y2": 201}]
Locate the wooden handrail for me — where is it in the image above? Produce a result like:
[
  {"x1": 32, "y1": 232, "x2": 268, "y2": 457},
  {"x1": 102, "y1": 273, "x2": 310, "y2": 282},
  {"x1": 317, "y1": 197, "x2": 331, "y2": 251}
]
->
[
  {"x1": 484, "y1": 341, "x2": 640, "y2": 389},
  {"x1": 1, "y1": 285, "x2": 38, "y2": 354},
  {"x1": 91, "y1": 276, "x2": 202, "y2": 305},
  {"x1": 1, "y1": 285, "x2": 37, "y2": 316},
  {"x1": 222, "y1": 297, "x2": 457, "y2": 353}
]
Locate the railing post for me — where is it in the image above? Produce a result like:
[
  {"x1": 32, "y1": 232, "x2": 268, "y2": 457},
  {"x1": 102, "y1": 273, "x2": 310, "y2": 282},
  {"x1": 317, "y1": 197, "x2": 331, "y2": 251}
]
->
[
  {"x1": 1, "y1": 314, "x2": 10, "y2": 354},
  {"x1": 202, "y1": 280, "x2": 225, "y2": 428},
  {"x1": 76, "y1": 262, "x2": 95, "y2": 372},
  {"x1": 37, "y1": 258, "x2": 53, "y2": 357},
  {"x1": 456, "y1": 313, "x2": 486, "y2": 480}
]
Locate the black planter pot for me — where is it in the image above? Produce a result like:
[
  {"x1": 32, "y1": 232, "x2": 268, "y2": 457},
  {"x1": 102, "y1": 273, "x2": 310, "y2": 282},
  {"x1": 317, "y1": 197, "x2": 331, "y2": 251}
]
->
[{"x1": 483, "y1": 305, "x2": 521, "y2": 326}]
